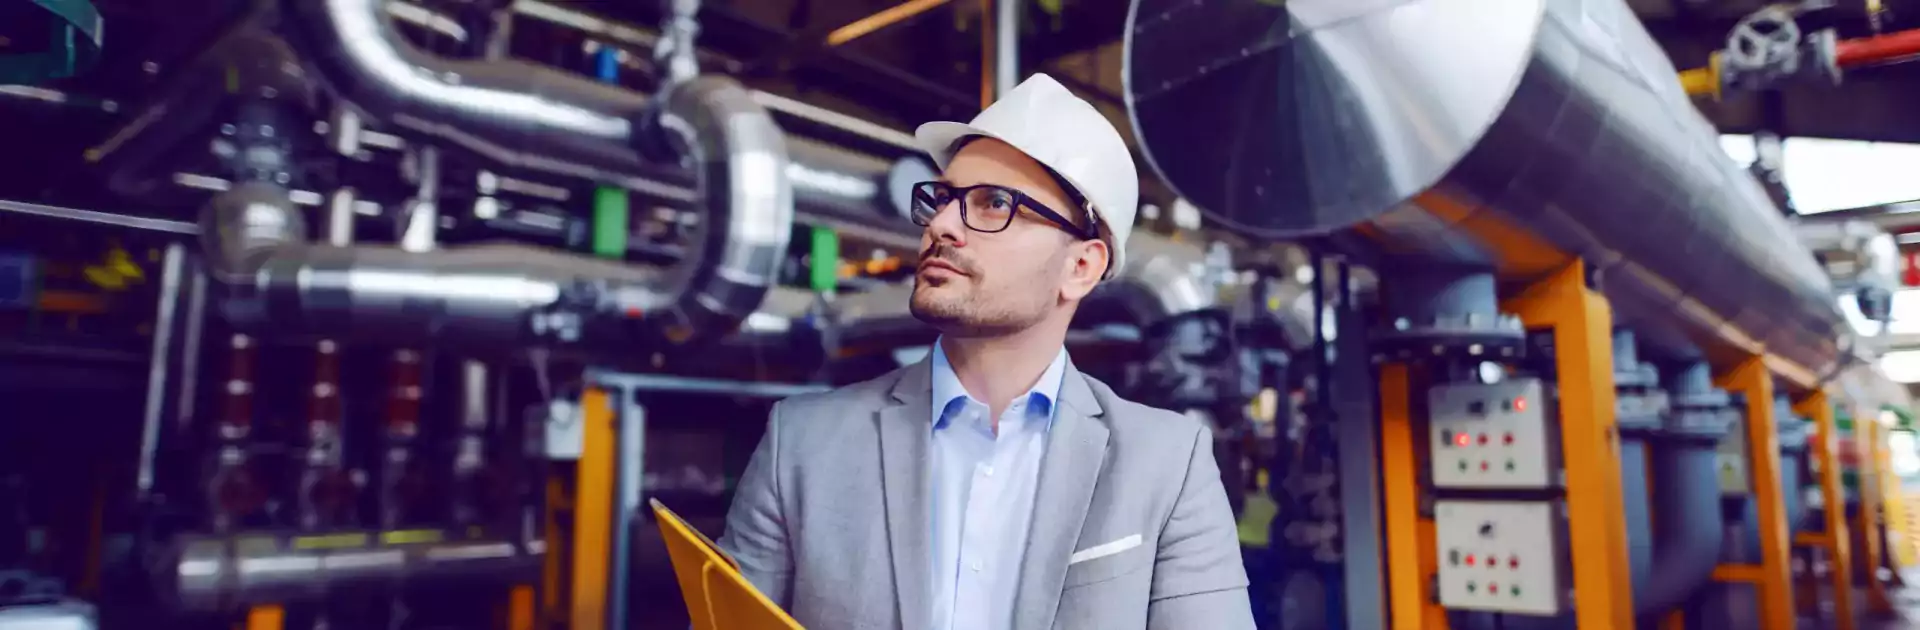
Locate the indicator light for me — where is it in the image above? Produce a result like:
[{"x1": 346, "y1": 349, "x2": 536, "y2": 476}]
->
[
  {"x1": 1457, "y1": 459, "x2": 1468, "y2": 472},
  {"x1": 1503, "y1": 432, "x2": 1514, "y2": 445},
  {"x1": 1504, "y1": 459, "x2": 1516, "y2": 472},
  {"x1": 1478, "y1": 433, "x2": 1489, "y2": 445},
  {"x1": 1511, "y1": 585, "x2": 1521, "y2": 596},
  {"x1": 1480, "y1": 461, "x2": 1490, "y2": 472},
  {"x1": 1489, "y1": 582, "x2": 1499, "y2": 595},
  {"x1": 1509, "y1": 557, "x2": 1520, "y2": 569},
  {"x1": 1449, "y1": 549, "x2": 1461, "y2": 565},
  {"x1": 1467, "y1": 581, "x2": 1478, "y2": 593},
  {"x1": 1466, "y1": 554, "x2": 1476, "y2": 567},
  {"x1": 1454, "y1": 432, "x2": 1471, "y2": 447},
  {"x1": 1514, "y1": 397, "x2": 1528, "y2": 412}
]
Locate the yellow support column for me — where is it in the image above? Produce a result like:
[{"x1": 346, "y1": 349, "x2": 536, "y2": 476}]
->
[
  {"x1": 1715, "y1": 357, "x2": 1795, "y2": 629},
  {"x1": 1380, "y1": 363, "x2": 1449, "y2": 630},
  {"x1": 1500, "y1": 260, "x2": 1633, "y2": 630},
  {"x1": 1796, "y1": 391, "x2": 1855, "y2": 630},
  {"x1": 1860, "y1": 420, "x2": 1893, "y2": 614},
  {"x1": 570, "y1": 388, "x2": 617, "y2": 630}
]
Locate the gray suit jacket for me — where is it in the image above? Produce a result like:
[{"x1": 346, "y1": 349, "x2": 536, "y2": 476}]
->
[{"x1": 717, "y1": 356, "x2": 1254, "y2": 630}]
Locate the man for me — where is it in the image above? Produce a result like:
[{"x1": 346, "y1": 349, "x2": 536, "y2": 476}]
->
[{"x1": 718, "y1": 73, "x2": 1253, "y2": 630}]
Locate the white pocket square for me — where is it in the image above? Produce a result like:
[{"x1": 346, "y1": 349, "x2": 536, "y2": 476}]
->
[{"x1": 1068, "y1": 534, "x2": 1142, "y2": 565}]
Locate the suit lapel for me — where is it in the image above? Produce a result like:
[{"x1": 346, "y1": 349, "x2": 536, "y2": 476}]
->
[
  {"x1": 1012, "y1": 361, "x2": 1110, "y2": 630},
  {"x1": 879, "y1": 359, "x2": 934, "y2": 630}
]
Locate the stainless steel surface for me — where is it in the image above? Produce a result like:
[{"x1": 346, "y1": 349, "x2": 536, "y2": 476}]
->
[
  {"x1": 995, "y1": 0, "x2": 1020, "y2": 97},
  {"x1": 204, "y1": 182, "x2": 641, "y2": 349},
  {"x1": 218, "y1": 0, "x2": 810, "y2": 350},
  {"x1": 0, "y1": 600, "x2": 97, "y2": 630},
  {"x1": 1125, "y1": 0, "x2": 1847, "y2": 378},
  {"x1": 0, "y1": 198, "x2": 200, "y2": 234},
  {"x1": 283, "y1": 0, "x2": 896, "y2": 219},
  {"x1": 138, "y1": 244, "x2": 188, "y2": 495}
]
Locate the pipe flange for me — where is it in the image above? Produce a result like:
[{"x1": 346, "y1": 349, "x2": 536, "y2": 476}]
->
[
  {"x1": 1776, "y1": 418, "x2": 1813, "y2": 454},
  {"x1": 1661, "y1": 407, "x2": 1738, "y2": 444},
  {"x1": 1617, "y1": 389, "x2": 1670, "y2": 433},
  {"x1": 1670, "y1": 389, "x2": 1732, "y2": 411},
  {"x1": 1615, "y1": 361, "x2": 1660, "y2": 389},
  {"x1": 1371, "y1": 313, "x2": 1526, "y2": 362}
]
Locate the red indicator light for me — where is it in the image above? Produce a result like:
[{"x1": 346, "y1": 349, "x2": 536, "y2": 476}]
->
[
  {"x1": 1478, "y1": 433, "x2": 1489, "y2": 445},
  {"x1": 1513, "y1": 397, "x2": 1528, "y2": 412},
  {"x1": 1466, "y1": 554, "x2": 1476, "y2": 566},
  {"x1": 1489, "y1": 582, "x2": 1499, "y2": 593},
  {"x1": 1510, "y1": 557, "x2": 1520, "y2": 569},
  {"x1": 1503, "y1": 432, "x2": 1515, "y2": 445},
  {"x1": 1455, "y1": 433, "x2": 1471, "y2": 447}
]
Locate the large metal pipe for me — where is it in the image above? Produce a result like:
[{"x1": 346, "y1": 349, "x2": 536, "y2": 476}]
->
[
  {"x1": 205, "y1": 72, "x2": 791, "y2": 352},
  {"x1": 179, "y1": 0, "x2": 907, "y2": 351},
  {"x1": 1124, "y1": 0, "x2": 1849, "y2": 382},
  {"x1": 1633, "y1": 360, "x2": 1736, "y2": 616},
  {"x1": 280, "y1": 0, "x2": 898, "y2": 219}
]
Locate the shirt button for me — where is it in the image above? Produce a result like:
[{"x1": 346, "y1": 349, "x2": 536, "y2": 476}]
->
[
  {"x1": 982, "y1": 466, "x2": 995, "y2": 477},
  {"x1": 971, "y1": 561, "x2": 982, "y2": 572}
]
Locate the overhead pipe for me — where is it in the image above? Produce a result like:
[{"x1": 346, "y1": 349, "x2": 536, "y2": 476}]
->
[
  {"x1": 185, "y1": 0, "x2": 805, "y2": 353},
  {"x1": 1124, "y1": 0, "x2": 1850, "y2": 388}
]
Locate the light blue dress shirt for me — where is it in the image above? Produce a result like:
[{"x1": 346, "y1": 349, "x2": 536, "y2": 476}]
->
[{"x1": 928, "y1": 341, "x2": 1068, "y2": 630}]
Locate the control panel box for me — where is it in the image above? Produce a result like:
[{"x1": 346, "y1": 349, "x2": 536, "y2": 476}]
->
[
  {"x1": 1434, "y1": 500, "x2": 1569, "y2": 616},
  {"x1": 1428, "y1": 379, "x2": 1558, "y2": 489}
]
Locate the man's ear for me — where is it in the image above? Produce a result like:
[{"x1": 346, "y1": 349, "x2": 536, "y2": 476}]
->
[{"x1": 1060, "y1": 239, "x2": 1109, "y2": 302}]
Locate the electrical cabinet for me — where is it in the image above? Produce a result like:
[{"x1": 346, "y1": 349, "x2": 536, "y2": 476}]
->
[
  {"x1": 1433, "y1": 500, "x2": 1569, "y2": 616},
  {"x1": 1428, "y1": 379, "x2": 1558, "y2": 489}
]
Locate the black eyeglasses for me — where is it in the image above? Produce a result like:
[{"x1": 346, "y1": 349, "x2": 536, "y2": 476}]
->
[{"x1": 910, "y1": 181, "x2": 1097, "y2": 240}]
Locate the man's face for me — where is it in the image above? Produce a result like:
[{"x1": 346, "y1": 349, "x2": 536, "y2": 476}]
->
[{"x1": 909, "y1": 138, "x2": 1106, "y2": 336}]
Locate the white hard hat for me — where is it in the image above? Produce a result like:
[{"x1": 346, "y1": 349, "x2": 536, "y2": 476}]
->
[{"x1": 914, "y1": 73, "x2": 1139, "y2": 280}]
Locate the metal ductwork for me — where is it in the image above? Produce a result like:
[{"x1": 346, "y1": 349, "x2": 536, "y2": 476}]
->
[
  {"x1": 1125, "y1": 0, "x2": 1849, "y2": 383},
  {"x1": 279, "y1": 0, "x2": 898, "y2": 218},
  {"x1": 189, "y1": 0, "x2": 830, "y2": 352}
]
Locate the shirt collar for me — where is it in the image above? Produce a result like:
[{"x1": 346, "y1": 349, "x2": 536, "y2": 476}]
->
[{"x1": 929, "y1": 338, "x2": 1068, "y2": 431}]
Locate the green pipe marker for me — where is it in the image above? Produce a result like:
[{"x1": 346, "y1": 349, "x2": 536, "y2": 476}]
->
[
  {"x1": 809, "y1": 227, "x2": 840, "y2": 295},
  {"x1": 588, "y1": 47, "x2": 630, "y2": 259},
  {"x1": 590, "y1": 186, "x2": 630, "y2": 259}
]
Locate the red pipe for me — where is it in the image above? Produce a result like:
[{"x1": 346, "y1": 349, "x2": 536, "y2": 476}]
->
[{"x1": 1835, "y1": 28, "x2": 1920, "y2": 68}]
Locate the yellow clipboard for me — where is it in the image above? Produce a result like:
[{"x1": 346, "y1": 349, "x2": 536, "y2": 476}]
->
[{"x1": 651, "y1": 499, "x2": 804, "y2": 630}]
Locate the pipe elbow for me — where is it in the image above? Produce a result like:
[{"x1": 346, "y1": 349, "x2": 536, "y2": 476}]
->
[
  {"x1": 634, "y1": 76, "x2": 795, "y2": 345},
  {"x1": 200, "y1": 181, "x2": 309, "y2": 283}
]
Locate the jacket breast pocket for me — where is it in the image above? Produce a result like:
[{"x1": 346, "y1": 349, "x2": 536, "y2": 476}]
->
[{"x1": 1061, "y1": 534, "x2": 1151, "y2": 588}]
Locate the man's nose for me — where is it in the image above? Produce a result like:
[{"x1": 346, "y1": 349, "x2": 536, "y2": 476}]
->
[{"x1": 925, "y1": 198, "x2": 968, "y2": 245}]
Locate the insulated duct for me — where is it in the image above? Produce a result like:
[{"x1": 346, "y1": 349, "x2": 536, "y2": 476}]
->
[{"x1": 1125, "y1": 0, "x2": 1849, "y2": 383}]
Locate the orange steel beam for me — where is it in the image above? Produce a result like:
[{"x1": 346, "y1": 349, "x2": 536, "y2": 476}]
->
[
  {"x1": 1796, "y1": 391, "x2": 1856, "y2": 630},
  {"x1": 245, "y1": 606, "x2": 284, "y2": 630},
  {"x1": 1716, "y1": 357, "x2": 1795, "y2": 630},
  {"x1": 570, "y1": 388, "x2": 617, "y2": 630},
  {"x1": 1379, "y1": 363, "x2": 1449, "y2": 630},
  {"x1": 826, "y1": 0, "x2": 953, "y2": 46},
  {"x1": 508, "y1": 585, "x2": 536, "y2": 630},
  {"x1": 1501, "y1": 259, "x2": 1634, "y2": 630},
  {"x1": 1859, "y1": 420, "x2": 1893, "y2": 613}
]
